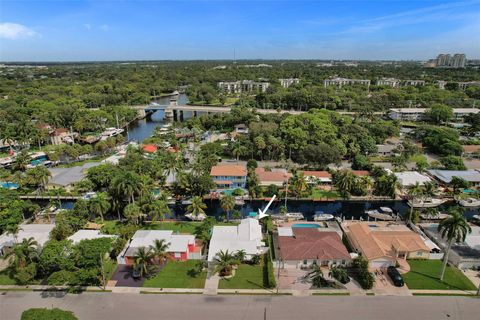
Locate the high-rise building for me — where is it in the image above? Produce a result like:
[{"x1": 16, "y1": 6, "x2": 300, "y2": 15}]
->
[
  {"x1": 452, "y1": 54, "x2": 466, "y2": 68},
  {"x1": 434, "y1": 53, "x2": 466, "y2": 68}
]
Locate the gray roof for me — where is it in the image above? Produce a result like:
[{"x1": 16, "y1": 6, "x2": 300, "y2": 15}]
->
[
  {"x1": 427, "y1": 169, "x2": 480, "y2": 184},
  {"x1": 48, "y1": 162, "x2": 101, "y2": 186}
]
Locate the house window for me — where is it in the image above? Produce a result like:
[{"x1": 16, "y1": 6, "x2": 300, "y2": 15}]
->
[
  {"x1": 174, "y1": 252, "x2": 181, "y2": 258},
  {"x1": 303, "y1": 259, "x2": 307, "y2": 265},
  {"x1": 417, "y1": 252, "x2": 423, "y2": 256}
]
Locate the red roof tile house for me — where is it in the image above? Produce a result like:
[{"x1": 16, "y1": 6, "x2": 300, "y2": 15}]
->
[
  {"x1": 210, "y1": 164, "x2": 247, "y2": 189},
  {"x1": 255, "y1": 168, "x2": 291, "y2": 186},
  {"x1": 277, "y1": 227, "x2": 351, "y2": 268},
  {"x1": 302, "y1": 171, "x2": 332, "y2": 184},
  {"x1": 142, "y1": 144, "x2": 158, "y2": 153}
]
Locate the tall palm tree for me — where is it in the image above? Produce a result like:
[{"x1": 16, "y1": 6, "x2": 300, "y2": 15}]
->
[
  {"x1": 220, "y1": 195, "x2": 235, "y2": 221},
  {"x1": 111, "y1": 171, "x2": 143, "y2": 203},
  {"x1": 406, "y1": 182, "x2": 423, "y2": 223},
  {"x1": 6, "y1": 237, "x2": 38, "y2": 268},
  {"x1": 214, "y1": 250, "x2": 240, "y2": 276},
  {"x1": 26, "y1": 166, "x2": 51, "y2": 191},
  {"x1": 133, "y1": 247, "x2": 153, "y2": 278},
  {"x1": 186, "y1": 196, "x2": 207, "y2": 218},
  {"x1": 89, "y1": 192, "x2": 111, "y2": 223},
  {"x1": 149, "y1": 239, "x2": 170, "y2": 264},
  {"x1": 437, "y1": 208, "x2": 471, "y2": 281},
  {"x1": 335, "y1": 170, "x2": 356, "y2": 199},
  {"x1": 142, "y1": 199, "x2": 170, "y2": 222},
  {"x1": 292, "y1": 172, "x2": 308, "y2": 198}
]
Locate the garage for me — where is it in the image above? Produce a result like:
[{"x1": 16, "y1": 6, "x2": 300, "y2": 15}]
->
[{"x1": 371, "y1": 259, "x2": 394, "y2": 269}]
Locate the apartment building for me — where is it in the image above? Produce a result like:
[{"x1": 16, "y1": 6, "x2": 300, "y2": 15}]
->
[
  {"x1": 389, "y1": 108, "x2": 479, "y2": 121},
  {"x1": 376, "y1": 78, "x2": 401, "y2": 88},
  {"x1": 218, "y1": 80, "x2": 270, "y2": 94},
  {"x1": 323, "y1": 77, "x2": 370, "y2": 88},
  {"x1": 279, "y1": 78, "x2": 300, "y2": 88}
]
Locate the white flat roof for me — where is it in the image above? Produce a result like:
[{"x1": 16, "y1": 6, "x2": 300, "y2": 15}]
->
[
  {"x1": 127, "y1": 230, "x2": 195, "y2": 255},
  {"x1": 465, "y1": 226, "x2": 480, "y2": 250},
  {"x1": 0, "y1": 224, "x2": 55, "y2": 249},
  {"x1": 394, "y1": 171, "x2": 432, "y2": 187},
  {"x1": 68, "y1": 230, "x2": 116, "y2": 244}
]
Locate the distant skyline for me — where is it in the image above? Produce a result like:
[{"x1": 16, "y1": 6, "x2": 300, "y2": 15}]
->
[{"x1": 0, "y1": 0, "x2": 479, "y2": 62}]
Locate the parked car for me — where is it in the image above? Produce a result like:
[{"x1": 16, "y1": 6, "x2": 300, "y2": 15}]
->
[
  {"x1": 131, "y1": 267, "x2": 141, "y2": 280},
  {"x1": 387, "y1": 266, "x2": 404, "y2": 287}
]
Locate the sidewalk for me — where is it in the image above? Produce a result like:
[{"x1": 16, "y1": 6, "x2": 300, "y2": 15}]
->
[{"x1": 203, "y1": 263, "x2": 219, "y2": 295}]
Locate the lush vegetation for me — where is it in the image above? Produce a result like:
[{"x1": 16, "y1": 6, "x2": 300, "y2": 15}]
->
[{"x1": 350, "y1": 256, "x2": 375, "y2": 290}]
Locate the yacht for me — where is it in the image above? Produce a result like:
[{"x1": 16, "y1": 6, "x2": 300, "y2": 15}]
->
[
  {"x1": 365, "y1": 207, "x2": 397, "y2": 221},
  {"x1": 100, "y1": 127, "x2": 124, "y2": 140},
  {"x1": 458, "y1": 198, "x2": 480, "y2": 208},
  {"x1": 285, "y1": 212, "x2": 304, "y2": 220},
  {"x1": 408, "y1": 198, "x2": 447, "y2": 208},
  {"x1": 313, "y1": 211, "x2": 334, "y2": 221},
  {"x1": 185, "y1": 213, "x2": 207, "y2": 221}
]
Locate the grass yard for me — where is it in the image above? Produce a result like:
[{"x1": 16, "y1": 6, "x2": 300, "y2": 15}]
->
[
  {"x1": 403, "y1": 260, "x2": 476, "y2": 291},
  {"x1": 218, "y1": 260, "x2": 265, "y2": 289},
  {"x1": 0, "y1": 271, "x2": 16, "y2": 285},
  {"x1": 311, "y1": 189, "x2": 339, "y2": 200},
  {"x1": 143, "y1": 260, "x2": 207, "y2": 288}
]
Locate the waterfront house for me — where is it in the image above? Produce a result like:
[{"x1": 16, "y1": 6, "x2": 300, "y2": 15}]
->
[
  {"x1": 50, "y1": 128, "x2": 77, "y2": 145},
  {"x1": 343, "y1": 221, "x2": 430, "y2": 268},
  {"x1": 394, "y1": 171, "x2": 432, "y2": 188},
  {"x1": 207, "y1": 218, "x2": 267, "y2": 262},
  {"x1": 427, "y1": 169, "x2": 480, "y2": 188},
  {"x1": 120, "y1": 230, "x2": 202, "y2": 265},
  {"x1": 210, "y1": 164, "x2": 247, "y2": 189},
  {"x1": 277, "y1": 227, "x2": 351, "y2": 268},
  {"x1": 301, "y1": 171, "x2": 332, "y2": 184},
  {"x1": 0, "y1": 224, "x2": 55, "y2": 256},
  {"x1": 255, "y1": 167, "x2": 291, "y2": 187},
  {"x1": 47, "y1": 162, "x2": 101, "y2": 192}
]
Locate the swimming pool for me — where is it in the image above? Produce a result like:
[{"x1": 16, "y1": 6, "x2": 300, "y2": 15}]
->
[
  {"x1": 0, "y1": 182, "x2": 19, "y2": 189},
  {"x1": 292, "y1": 223, "x2": 321, "y2": 228}
]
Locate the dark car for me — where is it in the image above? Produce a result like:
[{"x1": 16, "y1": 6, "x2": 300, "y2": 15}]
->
[
  {"x1": 131, "y1": 267, "x2": 142, "y2": 280},
  {"x1": 387, "y1": 266, "x2": 404, "y2": 287}
]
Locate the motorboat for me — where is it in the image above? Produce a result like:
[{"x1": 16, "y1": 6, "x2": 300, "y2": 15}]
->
[
  {"x1": 420, "y1": 212, "x2": 450, "y2": 220},
  {"x1": 185, "y1": 213, "x2": 207, "y2": 221},
  {"x1": 473, "y1": 215, "x2": 480, "y2": 220},
  {"x1": 100, "y1": 127, "x2": 124, "y2": 140},
  {"x1": 408, "y1": 198, "x2": 447, "y2": 208},
  {"x1": 181, "y1": 199, "x2": 193, "y2": 205},
  {"x1": 285, "y1": 212, "x2": 304, "y2": 220},
  {"x1": 365, "y1": 207, "x2": 397, "y2": 221},
  {"x1": 313, "y1": 211, "x2": 334, "y2": 221},
  {"x1": 458, "y1": 198, "x2": 480, "y2": 208}
]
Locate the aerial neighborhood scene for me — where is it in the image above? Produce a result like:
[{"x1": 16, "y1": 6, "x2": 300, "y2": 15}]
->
[{"x1": 0, "y1": 0, "x2": 479, "y2": 319}]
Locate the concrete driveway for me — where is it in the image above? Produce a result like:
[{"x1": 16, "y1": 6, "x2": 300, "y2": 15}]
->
[
  {"x1": 276, "y1": 268, "x2": 311, "y2": 291},
  {"x1": 373, "y1": 271, "x2": 411, "y2": 296},
  {"x1": 110, "y1": 265, "x2": 145, "y2": 287}
]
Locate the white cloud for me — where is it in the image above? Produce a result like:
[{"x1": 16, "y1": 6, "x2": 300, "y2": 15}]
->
[{"x1": 0, "y1": 22, "x2": 38, "y2": 39}]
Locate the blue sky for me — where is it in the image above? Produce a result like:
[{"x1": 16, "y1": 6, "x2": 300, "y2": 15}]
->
[{"x1": 0, "y1": 0, "x2": 479, "y2": 61}]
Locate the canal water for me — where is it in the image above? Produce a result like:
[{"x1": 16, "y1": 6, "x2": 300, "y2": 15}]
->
[{"x1": 127, "y1": 93, "x2": 199, "y2": 142}]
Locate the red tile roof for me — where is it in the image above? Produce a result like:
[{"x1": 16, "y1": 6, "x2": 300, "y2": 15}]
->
[
  {"x1": 352, "y1": 170, "x2": 370, "y2": 176},
  {"x1": 278, "y1": 229, "x2": 351, "y2": 261},
  {"x1": 463, "y1": 145, "x2": 480, "y2": 153},
  {"x1": 255, "y1": 168, "x2": 291, "y2": 182},
  {"x1": 302, "y1": 171, "x2": 332, "y2": 178},
  {"x1": 210, "y1": 165, "x2": 247, "y2": 177},
  {"x1": 143, "y1": 144, "x2": 158, "y2": 153}
]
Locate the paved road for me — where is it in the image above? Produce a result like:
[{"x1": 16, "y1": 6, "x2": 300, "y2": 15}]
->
[{"x1": 1, "y1": 292, "x2": 478, "y2": 320}]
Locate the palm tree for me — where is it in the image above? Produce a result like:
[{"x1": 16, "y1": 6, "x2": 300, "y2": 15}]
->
[
  {"x1": 26, "y1": 166, "x2": 51, "y2": 191},
  {"x1": 292, "y1": 172, "x2": 308, "y2": 198},
  {"x1": 6, "y1": 237, "x2": 38, "y2": 268},
  {"x1": 234, "y1": 250, "x2": 246, "y2": 263},
  {"x1": 89, "y1": 192, "x2": 111, "y2": 223},
  {"x1": 437, "y1": 208, "x2": 471, "y2": 281},
  {"x1": 406, "y1": 182, "x2": 423, "y2": 223},
  {"x1": 186, "y1": 196, "x2": 207, "y2": 218},
  {"x1": 133, "y1": 247, "x2": 154, "y2": 278},
  {"x1": 111, "y1": 171, "x2": 143, "y2": 204},
  {"x1": 214, "y1": 250, "x2": 240, "y2": 276},
  {"x1": 5, "y1": 224, "x2": 21, "y2": 244},
  {"x1": 335, "y1": 170, "x2": 356, "y2": 199},
  {"x1": 123, "y1": 203, "x2": 143, "y2": 225},
  {"x1": 308, "y1": 265, "x2": 328, "y2": 288},
  {"x1": 149, "y1": 239, "x2": 170, "y2": 265},
  {"x1": 220, "y1": 195, "x2": 235, "y2": 221},
  {"x1": 142, "y1": 199, "x2": 170, "y2": 222}
]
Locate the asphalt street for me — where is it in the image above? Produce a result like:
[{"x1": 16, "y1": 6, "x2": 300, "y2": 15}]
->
[{"x1": 1, "y1": 292, "x2": 479, "y2": 320}]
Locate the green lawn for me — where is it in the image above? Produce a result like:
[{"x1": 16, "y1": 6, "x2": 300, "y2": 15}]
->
[
  {"x1": 311, "y1": 189, "x2": 339, "y2": 200},
  {"x1": 143, "y1": 260, "x2": 207, "y2": 288},
  {"x1": 218, "y1": 261, "x2": 265, "y2": 289},
  {"x1": 403, "y1": 260, "x2": 476, "y2": 291},
  {"x1": 0, "y1": 271, "x2": 16, "y2": 285}
]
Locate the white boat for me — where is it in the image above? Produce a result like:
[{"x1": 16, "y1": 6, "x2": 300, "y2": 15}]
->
[
  {"x1": 313, "y1": 211, "x2": 334, "y2": 221},
  {"x1": 366, "y1": 207, "x2": 397, "y2": 221},
  {"x1": 473, "y1": 215, "x2": 480, "y2": 220},
  {"x1": 285, "y1": 212, "x2": 304, "y2": 220},
  {"x1": 458, "y1": 198, "x2": 480, "y2": 208},
  {"x1": 185, "y1": 213, "x2": 207, "y2": 221},
  {"x1": 181, "y1": 199, "x2": 193, "y2": 205},
  {"x1": 100, "y1": 127, "x2": 124, "y2": 140},
  {"x1": 408, "y1": 198, "x2": 447, "y2": 208}
]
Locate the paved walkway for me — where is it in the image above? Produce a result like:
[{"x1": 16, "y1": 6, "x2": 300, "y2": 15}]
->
[{"x1": 203, "y1": 263, "x2": 219, "y2": 295}]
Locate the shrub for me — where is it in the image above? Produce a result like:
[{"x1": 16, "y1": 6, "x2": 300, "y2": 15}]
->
[
  {"x1": 351, "y1": 256, "x2": 375, "y2": 289},
  {"x1": 330, "y1": 266, "x2": 350, "y2": 284},
  {"x1": 232, "y1": 188, "x2": 245, "y2": 196},
  {"x1": 47, "y1": 270, "x2": 76, "y2": 286},
  {"x1": 263, "y1": 252, "x2": 276, "y2": 289},
  {"x1": 21, "y1": 308, "x2": 78, "y2": 320}
]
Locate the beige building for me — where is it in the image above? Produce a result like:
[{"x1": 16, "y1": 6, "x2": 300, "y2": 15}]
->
[
  {"x1": 279, "y1": 78, "x2": 300, "y2": 88},
  {"x1": 323, "y1": 77, "x2": 370, "y2": 88}
]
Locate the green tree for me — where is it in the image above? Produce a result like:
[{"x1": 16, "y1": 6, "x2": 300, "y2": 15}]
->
[
  {"x1": 334, "y1": 170, "x2": 356, "y2": 199},
  {"x1": 220, "y1": 195, "x2": 235, "y2": 221},
  {"x1": 149, "y1": 239, "x2": 170, "y2": 264},
  {"x1": 214, "y1": 250, "x2": 239, "y2": 276},
  {"x1": 111, "y1": 171, "x2": 143, "y2": 203},
  {"x1": 186, "y1": 196, "x2": 207, "y2": 218},
  {"x1": 133, "y1": 247, "x2": 153, "y2": 278},
  {"x1": 426, "y1": 104, "x2": 453, "y2": 124},
  {"x1": 437, "y1": 208, "x2": 471, "y2": 281},
  {"x1": 123, "y1": 203, "x2": 143, "y2": 225},
  {"x1": 88, "y1": 192, "x2": 110, "y2": 223}
]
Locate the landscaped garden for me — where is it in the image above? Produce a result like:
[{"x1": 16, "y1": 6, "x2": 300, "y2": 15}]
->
[
  {"x1": 218, "y1": 258, "x2": 266, "y2": 289},
  {"x1": 403, "y1": 260, "x2": 476, "y2": 291},
  {"x1": 143, "y1": 260, "x2": 207, "y2": 288},
  {"x1": 310, "y1": 189, "x2": 339, "y2": 200}
]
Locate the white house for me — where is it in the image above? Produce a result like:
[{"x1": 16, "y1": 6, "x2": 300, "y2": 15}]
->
[
  {"x1": 394, "y1": 171, "x2": 432, "y2": 188},
  {"x1": 207, "y1": 218, "x2": 267, "y2": 262},
  {"x1": 0, "y1": 224, "x2": 55, "y2": 256},
  {"x1": 68, "y1": 230, "x2": 117, "y2": 244}
]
